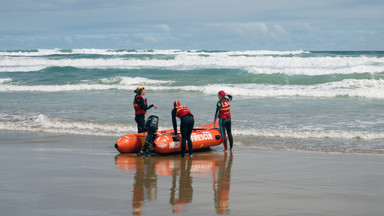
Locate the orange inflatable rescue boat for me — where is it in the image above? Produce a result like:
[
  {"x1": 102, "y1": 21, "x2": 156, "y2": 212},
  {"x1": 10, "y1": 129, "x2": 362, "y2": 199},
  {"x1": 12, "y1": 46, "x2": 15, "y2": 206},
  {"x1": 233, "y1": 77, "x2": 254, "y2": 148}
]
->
[{"x1": 115, "y1": 116, "x2": 223, "y2": 154}]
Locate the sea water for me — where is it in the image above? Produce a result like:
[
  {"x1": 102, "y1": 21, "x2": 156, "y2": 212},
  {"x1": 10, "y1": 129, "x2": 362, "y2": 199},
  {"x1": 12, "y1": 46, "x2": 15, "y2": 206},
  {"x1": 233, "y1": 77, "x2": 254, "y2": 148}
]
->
[{"x1": 1, "y1": 49, "x2": 383, "y2": 154}]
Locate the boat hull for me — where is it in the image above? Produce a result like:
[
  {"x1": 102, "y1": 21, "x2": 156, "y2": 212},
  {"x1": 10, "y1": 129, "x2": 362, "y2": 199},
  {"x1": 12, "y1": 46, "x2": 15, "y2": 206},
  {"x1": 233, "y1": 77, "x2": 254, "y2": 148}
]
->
[{"x1": 115, "y1": 123, "x2": 223, "y2": 154}]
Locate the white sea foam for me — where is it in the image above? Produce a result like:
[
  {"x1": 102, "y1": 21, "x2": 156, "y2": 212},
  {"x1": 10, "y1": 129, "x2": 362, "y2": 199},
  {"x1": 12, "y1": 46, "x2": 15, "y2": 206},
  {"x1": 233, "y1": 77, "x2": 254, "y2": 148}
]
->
[
  {"x1": 0, "y1": 83, "x2": 117, "y2": 92},
  {"x1": 153, "y1": 79, "x2": 384, "y2": 98},
  {"x1": 0, "y1": 114, "x2": 136, "y2": 136},
  {"x1": 1, "y1": 76, "x2": 383, "y2": 99},
  {"x1": 0, "y1": 48, "x2": 308, "y2": 56},
  {"x1": 232, "y1": 128, "x2": 384, "y2": 140},
  {"x1": 1, "y1": 113, "x2": 383, "y2": 154},
  {"x1": 1, "y1": 49, "x2": 383, "y2": 75},
  {"x1": 1, "y1": 114, "x2": 383, "y2": 140},
  {"x1": 117, "y1": 76, "x2": 173, "y2": 85},
  {"x1": 0, "y1": 76, "x2": 172, "y2": 92},
  {"x1": 0, "y1": 78, "x2": 12, "y2": 83}
]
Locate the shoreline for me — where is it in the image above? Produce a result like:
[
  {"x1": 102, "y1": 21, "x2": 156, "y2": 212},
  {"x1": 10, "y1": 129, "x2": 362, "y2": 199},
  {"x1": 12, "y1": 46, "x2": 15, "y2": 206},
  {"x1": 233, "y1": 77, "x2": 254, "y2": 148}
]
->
[{"x1": 1, "y1": 130, "x2": 384, "y2": 216}]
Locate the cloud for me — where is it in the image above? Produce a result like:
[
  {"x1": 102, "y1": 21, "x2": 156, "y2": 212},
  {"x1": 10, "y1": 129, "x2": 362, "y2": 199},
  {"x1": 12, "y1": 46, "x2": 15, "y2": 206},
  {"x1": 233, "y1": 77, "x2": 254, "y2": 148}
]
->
[
  {"x1": 0, "y1": 0, "x2": 383, "y2": 50},
  {"x1": 204, "y1": 22, "x2": 289, "y2": 39},
  {"x1": 156, "y1": 24, "x2": 171, "y2": 32},
  {"x1": 139, "y1": 24, "x2": 171, "y2": 32},
  {"x1": 64, "y1": 36, "x2": 73, "y2": 44},
  {"x1": 142, "y1": 35, "x2": 159, "y2": 43}
]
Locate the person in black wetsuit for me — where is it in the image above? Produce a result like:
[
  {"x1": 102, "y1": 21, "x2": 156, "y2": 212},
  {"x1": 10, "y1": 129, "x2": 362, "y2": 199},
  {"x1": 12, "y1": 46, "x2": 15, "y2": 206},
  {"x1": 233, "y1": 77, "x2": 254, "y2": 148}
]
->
[
  {"x1": 214, "y1": 90, "x2": 233, "y2": 151},
  {"x1": 172, "y1": 100, "x2": 194, "y2": 157},
  {"x1": 133, "y1": 86, "x2": 157, "y2": 133}
]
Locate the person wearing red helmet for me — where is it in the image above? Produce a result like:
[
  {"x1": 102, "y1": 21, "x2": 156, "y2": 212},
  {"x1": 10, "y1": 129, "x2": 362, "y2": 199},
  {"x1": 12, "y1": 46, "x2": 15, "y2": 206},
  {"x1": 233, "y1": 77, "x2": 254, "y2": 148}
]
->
[
  {"x1": 172, "y1": 100, "x2": 194, "y2": 157},
  {"x1": 133, "y1": 86, "x2": 157, "y2": 133},
  {"x1": 214, "y1": 90, "x2": 233, "y2": 151}
]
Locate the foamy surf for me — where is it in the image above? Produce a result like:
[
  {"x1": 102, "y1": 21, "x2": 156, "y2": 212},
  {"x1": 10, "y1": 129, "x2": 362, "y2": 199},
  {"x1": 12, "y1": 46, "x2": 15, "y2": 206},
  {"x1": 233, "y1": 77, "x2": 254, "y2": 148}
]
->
[
  {"x1": 1, "y1": 49, "x2": 383, "y2": 75},
  {"x1": 0, "y1": 114, "x2": 136, "y2": 136},
  {"x1": 0, "y1": 48, "x2": 308, "y2": 56},
  {"x1": 1, "y1": 114, "x2": 383, "y2": 154},
  {"x1": 1, "y1": 113, "x2": 383, "y2": 140},
  {"x1": 232, "y1": 128, "x2": 384, "y2": 140},
  {"x1": 1, "y1": 76, "x2": 383, "y2": 99},
  {"x1": 1, "y1": 49, "x2": 383, "y2": 155}
]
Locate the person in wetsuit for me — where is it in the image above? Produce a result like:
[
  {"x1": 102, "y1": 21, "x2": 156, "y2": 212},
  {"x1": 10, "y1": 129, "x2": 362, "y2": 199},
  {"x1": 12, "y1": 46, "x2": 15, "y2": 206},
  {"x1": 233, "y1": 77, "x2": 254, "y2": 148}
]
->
[
  {"x1": 214, "y1": 90, "x2": 233, "y2": 151},
  {"x1": 172, "y1": 100, "x2": 194, "y2": 157},
  {"x1": 133, "y1": 86, "x2": 157, "y2": 133}
]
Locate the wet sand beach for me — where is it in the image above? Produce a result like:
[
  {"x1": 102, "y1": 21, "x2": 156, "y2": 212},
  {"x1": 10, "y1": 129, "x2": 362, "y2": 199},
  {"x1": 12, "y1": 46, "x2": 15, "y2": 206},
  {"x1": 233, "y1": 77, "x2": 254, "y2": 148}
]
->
[{"x1": 1, "y1": 130, "x2": 383, "y2": 216}]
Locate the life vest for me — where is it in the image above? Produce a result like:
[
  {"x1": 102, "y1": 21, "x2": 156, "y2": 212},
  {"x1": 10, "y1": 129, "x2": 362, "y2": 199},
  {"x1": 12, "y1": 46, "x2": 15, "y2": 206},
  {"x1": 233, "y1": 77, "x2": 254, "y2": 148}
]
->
[
  {"x1": 133, "y1": 95, "x2": 146, "y2": 115},
  {"x1": 175, "y1": 105, "x2": 193, "y2": 118},
  {"x1": 218, "y1": 99, "x2": 231, "y2": 119}
]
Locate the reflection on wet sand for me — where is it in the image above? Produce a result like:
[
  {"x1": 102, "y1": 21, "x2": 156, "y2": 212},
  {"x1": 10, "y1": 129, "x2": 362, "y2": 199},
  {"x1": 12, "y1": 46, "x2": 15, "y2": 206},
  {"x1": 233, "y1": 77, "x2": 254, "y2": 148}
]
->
[
  {"x1": 115, "y1": 151, "x2": 233, "y2": 215},
  {"x1": 214, "y1": 152, "x2": 232, "y2": 215},
  {"x1": 131, "y1": 157, "x2": 157, "y2": 215},
  {"x1": 170, "y1": 157, "x2": 193, "y2": 214}
]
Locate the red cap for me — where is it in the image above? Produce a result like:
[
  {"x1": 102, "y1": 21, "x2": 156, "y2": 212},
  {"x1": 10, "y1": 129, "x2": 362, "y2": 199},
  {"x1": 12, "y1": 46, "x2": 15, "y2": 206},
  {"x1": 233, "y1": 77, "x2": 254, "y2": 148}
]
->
[
  {"x1": 174, "y1": 100, "x2": 181, "y2": 108},
  {"x1": 218, "y1": 90, "x2": 226, "y2": 97}
]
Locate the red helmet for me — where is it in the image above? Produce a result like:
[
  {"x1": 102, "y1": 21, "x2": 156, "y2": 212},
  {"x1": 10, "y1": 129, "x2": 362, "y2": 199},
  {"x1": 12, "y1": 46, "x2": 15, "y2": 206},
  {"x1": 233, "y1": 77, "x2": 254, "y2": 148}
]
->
[
  {"x1": 218, "y1": 90, "x2": 226, "y2": 97},
  {"x1": 173, "y1": 100, "x2": 181, "y2": 108}
]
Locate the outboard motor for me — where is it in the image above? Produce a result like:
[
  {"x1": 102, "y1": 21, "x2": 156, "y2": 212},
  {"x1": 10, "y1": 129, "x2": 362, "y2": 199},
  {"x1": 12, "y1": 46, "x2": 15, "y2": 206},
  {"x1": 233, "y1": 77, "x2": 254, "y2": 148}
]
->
[
  {"x1": 145, "y1": 115, "x2": 159, "y2": 134},
  {"x1": 140, "y1": 115, "x2": 159, "y2": 157}
]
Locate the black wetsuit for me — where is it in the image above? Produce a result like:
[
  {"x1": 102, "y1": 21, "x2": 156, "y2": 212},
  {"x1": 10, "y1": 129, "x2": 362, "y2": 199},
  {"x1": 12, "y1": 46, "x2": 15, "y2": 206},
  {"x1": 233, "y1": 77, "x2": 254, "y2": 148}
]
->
[
  {"x1": 134, "y1": 95, "x2": 154, "y2": 133},
  {"x1": 214, "y1": 96, "x2": 234, "y2": 150},
  {"x1": 172, "y1": 108, "x2": 194, "y2": 157}
]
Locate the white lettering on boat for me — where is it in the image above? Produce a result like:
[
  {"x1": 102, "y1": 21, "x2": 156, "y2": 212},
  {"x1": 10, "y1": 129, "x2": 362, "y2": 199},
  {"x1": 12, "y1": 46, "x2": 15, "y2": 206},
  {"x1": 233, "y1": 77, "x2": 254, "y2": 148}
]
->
[
  {"x1": 191, "y1": 131, "x2": 213, "y2": 142},
  {"x1": 169, "y1": 141, "x2": 180, "y2": 149}
]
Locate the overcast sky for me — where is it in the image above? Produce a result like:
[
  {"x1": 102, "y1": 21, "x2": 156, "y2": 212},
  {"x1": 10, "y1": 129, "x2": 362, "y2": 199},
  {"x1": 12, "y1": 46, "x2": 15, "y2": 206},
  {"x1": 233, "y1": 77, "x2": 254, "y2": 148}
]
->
[{"x1": 1, "y1": 0, "x2": 383, "y2": 50}]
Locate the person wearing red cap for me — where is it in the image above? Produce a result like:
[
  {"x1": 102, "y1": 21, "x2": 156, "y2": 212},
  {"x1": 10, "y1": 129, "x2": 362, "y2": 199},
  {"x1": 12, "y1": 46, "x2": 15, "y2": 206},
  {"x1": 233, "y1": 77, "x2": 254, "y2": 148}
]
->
[
  {"x1": 133, "y1": 86, "x2": 157, "y2": 133},
  {"x1": 214, "y1": 90, "x2": 233, "y2": 151},
  {"x1": 172, "y1": 100, "x2": 194, "y2": 157}
]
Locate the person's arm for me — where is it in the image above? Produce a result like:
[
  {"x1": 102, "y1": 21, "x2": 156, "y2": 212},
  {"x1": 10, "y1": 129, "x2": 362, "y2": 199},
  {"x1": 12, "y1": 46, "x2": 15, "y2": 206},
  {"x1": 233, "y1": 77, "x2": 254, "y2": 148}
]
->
[
  {"x1": 136, "y1": 97, "x2": 154, "y2": 111},
  {"x1": 227, "y1": 94, "x2": 233, "y2": 100},
  {"x1": 144, "y1": 98, "x2": 157, "y2": 110},
  {"x1": 147, "y1": 104, "x2": 154, "y2": 110},
  {"x1": 214, "y1": 102, "x2": 221, "y2": 123},
  {"x1": 172, "y1": 108, "x2": 178, "y2": 134},
  {"x1": 136, "y1": 96, "x2": 147, "y2": 110}
]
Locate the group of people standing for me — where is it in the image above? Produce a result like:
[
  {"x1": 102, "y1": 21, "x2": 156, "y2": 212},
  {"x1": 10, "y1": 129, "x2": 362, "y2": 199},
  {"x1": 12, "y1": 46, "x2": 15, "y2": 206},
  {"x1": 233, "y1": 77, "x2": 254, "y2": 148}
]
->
[{"x1": 133, "y1": 86, "x2": 233, "y2": 157}]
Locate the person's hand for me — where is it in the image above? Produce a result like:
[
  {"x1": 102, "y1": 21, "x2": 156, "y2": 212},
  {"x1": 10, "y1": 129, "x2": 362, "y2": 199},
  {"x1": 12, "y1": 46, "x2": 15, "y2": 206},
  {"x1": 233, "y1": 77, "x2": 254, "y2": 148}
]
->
[
  {"x1": 172, "y1": 133, "x2": 180, "y2": 141},
  {"x1": 154, "y1": 105, "x2": 158, "y2": 109}
]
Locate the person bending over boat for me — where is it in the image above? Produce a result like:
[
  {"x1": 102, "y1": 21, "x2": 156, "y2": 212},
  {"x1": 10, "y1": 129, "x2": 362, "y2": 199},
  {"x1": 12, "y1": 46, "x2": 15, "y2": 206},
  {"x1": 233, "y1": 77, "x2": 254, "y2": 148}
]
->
[
  {"x1": 133, "y1": 86, "x2": 157, "y2": 133},
  {"x1": 172, "y1": 100, "x2": 194, "y2": 157},
  {"x1": 214, "y1": 90, "x2": 233, "y2": 151}
]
